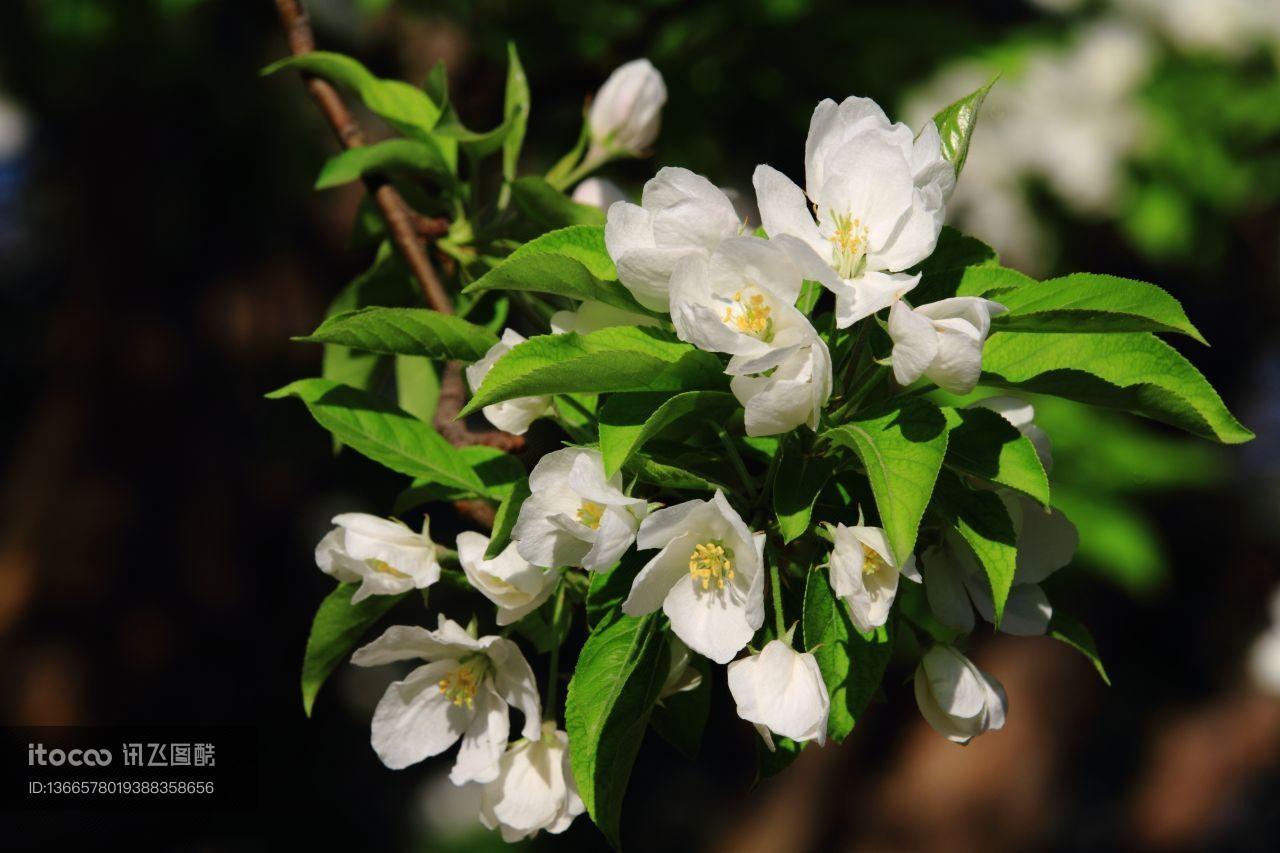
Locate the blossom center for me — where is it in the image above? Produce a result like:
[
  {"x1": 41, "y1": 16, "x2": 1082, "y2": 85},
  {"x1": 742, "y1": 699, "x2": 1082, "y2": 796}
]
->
[
  {"x1": 722, "y1": 290, "x2": 775, "y2": 341},
  {"x1": 689, "y1": 540, "x2": 735, "y2": 590},
  {"x1": 367, "y1": 558, "x2": 411, "y2": 579},
  {"x1": 437, "y1": 657, "x2": 489, "y2": 708},
  {"x1": 827, "y1": 210, "x2": 870, "y2": 279},
  {"x1": 576, "y1": 500, "x2": 606, "y2": 530},
  {"x1": 861, "y1": 544, "x2": 889, "y2": 576}
]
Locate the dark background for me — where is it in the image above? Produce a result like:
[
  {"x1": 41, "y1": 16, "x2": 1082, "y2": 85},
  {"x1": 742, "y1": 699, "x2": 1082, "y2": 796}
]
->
[{"x1": 0, "y1": 1, "x2": 1276, "y2": 850}]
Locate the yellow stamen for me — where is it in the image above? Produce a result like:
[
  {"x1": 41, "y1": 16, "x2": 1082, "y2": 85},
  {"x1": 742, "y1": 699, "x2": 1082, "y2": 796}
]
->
[
  {"x1": 862, "y1": 544, "x2": 889, "y2": 576},
  {"x1": 688, "y1": 540, "x2": 735, "y2": 590},
  {"x1": 577, "y1": 500, "x2": 605, "y2": 530},
  {"x1": 828, "y1": 211, "x2": 870, "y2": 279},
  {"x1": 367, "y1": 559, "x2": 411, "y2": 579},
  {"x1": 437, "y1": 658, "x2": 489, "y2": 708},
  {"x1": 722, "y1": 289, "x2": 774, "y2": 340}
]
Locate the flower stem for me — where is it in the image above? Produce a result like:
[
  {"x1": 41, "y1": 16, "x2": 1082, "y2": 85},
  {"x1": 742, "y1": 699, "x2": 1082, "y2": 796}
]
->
[
  {"x1": 769, "y1": 558, "x2": 786, "y2": 639},
  {"x1": 544, "y1": 580, "x2": 567, "y2": 722},
  {"x1": 713, "y1": 424, "x2": 757, "y2": 500}
]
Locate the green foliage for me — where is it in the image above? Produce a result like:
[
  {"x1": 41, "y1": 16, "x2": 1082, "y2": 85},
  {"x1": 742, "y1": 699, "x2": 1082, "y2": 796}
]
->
[
  {"x1": 942, "y1": 406, "x2": 1049, "y2": 505},
  {"x1": 509, "y1": 176, "x2": 606, "y2": 227},
  {"x1": 301, "y1": 583, "x2": 405, "y2": 717},
  {"x1": 598, "y1": 390, "x2": 737, "y2": 477},
  {"x1": 932, "y1": 77, "x2": 996, "y2": 177},
  {"x1": 315, "y1": 138, "x2": 455, "y2": 189},
  {"x1": 299, "y1": 307, "x2": 499, "y2": 362},
  {"x1": 773, "y1": 441, "x2": 836, "y2": 544},
  {"x1": 649, "y1": 656, "x2": 712, "y2": 759},
  {"x1": 1048, "y1": 610, "x2": 1111, "y2": 686},
  {"x1": 933, "y1": 473, "x2": 1018, "y2": 626},
  {"x1": 994, "y1": 274, "x2": 1206, "y2": 343}
]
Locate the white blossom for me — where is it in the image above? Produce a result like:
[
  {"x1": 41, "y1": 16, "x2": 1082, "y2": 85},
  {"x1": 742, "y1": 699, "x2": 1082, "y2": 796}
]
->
[
  {"x1": 512, "y1": 447, "x2": 647, "y2": 571},
  {"x1": 913, "y1": 644, "x2": 1007, "y2": 744},
  {"x1": 604, "y1": 167, "x2": 742, "y2": 312},
  {"x1": 754, "y1": 95, "x2": 953, "y2": 327},
  {"x1": 548, "y1": 300, "x2": 659, "y2": 335},
  {"x1": 728, "y1": 639, "x2": 830, "y2": 749},
  {"x1": 828, "y1": 521, "x2": 920, "y2": 633},
  {"x1": 622, "y1": 491, "x2": 766, "y2": 664},
  {"x1": 588, "y1": 58, "x2": 667, "y2": 158},
  {"x1": 350, "y1": 617, "x2": 541, "y2": 780},
  {"x1": 570, "y1": 176, "x2": 628, "y2": 210},
  {"x1": 887, "y1": 296, "x2": 1006, "y2": 394},
  {"x1": 477, "y1": 721, "x2": 585, "y2": 842},
  {"x1": 465, "y1": 329, "x2": 553, "y2": 435},
  {"x1": 315, "y1": 513, "x2": 440, "y2": 603},
  {"x1": 729, "y1": 339, "x2": 832, "y2": 437},
  {"x1": 457, "y1": 531, "x2": 559, "y2": 626},
  {"x1": 1246, "y1": 586, "x2": 1280, "y2": 696}
]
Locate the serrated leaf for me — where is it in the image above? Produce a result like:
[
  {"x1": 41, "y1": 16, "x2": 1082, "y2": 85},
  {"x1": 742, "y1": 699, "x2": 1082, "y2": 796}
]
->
[
  {"x1": 1048, "y1": 611, "x2": 1111, "y2": 686},
  {"x1": 300, "y1": 307, "x2": 498, "y2": 362},
  {"x1": 932, "y1": 77, "x2": 996, "y2": 177},
  {"x1": 509, "y1": 176, "x2": 606, "y2": 228},
  {"x1": 267, "y1": 378, "x2": 488, "y2": 494},
  {"x1": 933, "y1": 472, "x2": 1018, "y2": 626},
  {"x1": 485, "y1": 476, "x2": 530, "y2": 559},
  {"x1": 301, "y1": 583, "x2": 405, "y2": 717},
  {"x1": 461, "y1": 327, "x2": 727, "y2": 416},
  {"x1": 502, "y1": 42, "x2": 529, "y2": 185},
  {"x1": 802, "y1": 570, "x2": 893, "y2": 741},
  {"x1": 942, "y1": 407, "x2": 1050, "y2": 506},
  {"x1": 994, "y1": 274, "x2": 1206, "y2": 342},
  {"x1": 395, "y1": 354, "x2": 440, "y2": 424},
  {"x1": 315, "y1": 138, "x2": 454, "y2": 189},
  {"x1": 598, "y1": 390, "x2": 738, "y2": 477},
  {"x1": 650, "y1": 655, "x2": 711, "y2": 760},
  {"x1": 623, "y1": 454, "x2": 727, "y2": 492},
  {"x1": 913, "y1": 262, "x2": 1033, "y2": 305},
  {"x1": 565, "y1": 612, "x2": 669, "y2": 848},
  {"x1": 825, "y1": 398, "x2": 949, "y2": 564},
  {"x1": 392, "y1": 445, "x2": 517, "y2": 512},
  {"x1": 981, "y1": 332, "x2": 1252, "y2": 444},
  {"x1": 774, "y1": 445, "x2": 836, "y2": 544},
  {"x1": 322, "y1": 248, "x2": 419, "y2": 396},
  {"x1": 916, "y1": 227, "x2": 999, "y2": 276}
]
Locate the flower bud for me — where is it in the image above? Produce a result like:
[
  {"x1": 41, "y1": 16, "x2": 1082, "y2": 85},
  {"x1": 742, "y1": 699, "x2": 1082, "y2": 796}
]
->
[
  {"x1": 727, "y1": 639, "x2": 830, "y2": 748},
  {"x1": 589, "y1": 59, "x2": 666, "y2": 157},
  {"x1": 913, "y1": 645, "x2": 1007, "y2": 743}
]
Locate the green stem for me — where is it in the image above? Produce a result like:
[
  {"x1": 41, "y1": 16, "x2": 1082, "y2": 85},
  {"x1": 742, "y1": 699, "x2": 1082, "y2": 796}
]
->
[
  {"x1": 769, "y1": 559, "x2": 786, "y2": 639},
  {"x1": 712, "y1": 424, "x2": 757, "y2": 500},
  {"x1": 544, "y1": 581, "x2": 567, "y2": 722}
]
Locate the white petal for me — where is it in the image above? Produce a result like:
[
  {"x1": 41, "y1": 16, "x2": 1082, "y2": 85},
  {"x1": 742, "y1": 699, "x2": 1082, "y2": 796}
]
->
[
  {"x1": 1014, "y1": 500, "x2": 1078, "y2": 584},
  {"x1": 922, "y1": 545, "x2": 976, "y2": 633},
  {"x1": 622, "y1": 534, "x2": 695, "y2": 616},
  {"x1": 370, "y1": 661, "x2": 471, "y2": 769},
  {"x1": 888, "y1": 300, "x2": 938, "y2": 386},
  {"x1": 729, "y1": 641, "x2": 829, "y2": 744},
  {"x1": 663, "y1": 573, "x2": 756, "y2": 664},
  {"x1": 581, "y1": 505, "x2": 639, "y2": 572},
  {"x1": 352, "y1": 624, "x2": 465, "y2": 667},
  {"x1": 925, "y1": 318, "x2": 986, "y2": 395},
  {"x1": 636, "y1": 498, "x2": 710, "y2": 550},
  {"x1": 484, "y1": 637, "x2": 543, "y2": 741},
  {"x1": 450, "y1": 685, "x2": 509, "y2": 785},
  {"x1": 753, "y1": 164, "x2": 825, "y2": 255}
]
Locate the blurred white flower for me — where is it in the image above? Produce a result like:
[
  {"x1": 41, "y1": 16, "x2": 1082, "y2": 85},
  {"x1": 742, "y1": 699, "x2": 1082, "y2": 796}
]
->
[
  {"x1": 548, "y1": 300, "x2": 659, "y2": 335},
  {"x1": 351, "y1": 617, "x2": 541, "y2": 779},
  {"x1": 728, "y1": 639, "x2": 830, "y2": 749},
  {"x1": 588, "y1": 58, "x2": 667, "y2": 158},
  {"x1": 622, "y1": 491, "x2": 766, "y2": 664},
  {"x1": 477, "y1": 721, "x2": 585, "y2": 842},
  {"x1": 414, "y1": 768, "x2": 484, "y2": 841},
  {"x1": 888, "y1": 296, "x2": 1006, "y2": 394},
  {"x1": 1247, "y1": 586, "x2": 1280, "y2": 695},
  {"x1": 457, "y1": 531, "x2": 559, "y2": 626},
  {"x1": 465, "y1": 329, "x2": 553, "y2": 435},
  {"x1": 512, "y1": 447, "x2": 647, "y2": 571},
  {"x1": 1114, "y1": 0, "x2": 1280, "y2": 59},
  {"x1": 729, "y1": 340, "x2": 833, "y2": 437},
  {"x1": 828, "y1": 521, "x2": 920, "y2": 633},
  {"x1": 605, "y1": 166, "x2": 742, "y2": 312},
  {"x1": 754, "y1": 95, "x2": 953, "y2": 327},
  {"x1": 315, "y1": 513, "x2": 440, "y2": 603},
  {"x1": 913, "y1": 644, "x2": 1007, "y2": 743},
  {"x1": 570, "y1": 176, "x2": 628, "y2": 210}
]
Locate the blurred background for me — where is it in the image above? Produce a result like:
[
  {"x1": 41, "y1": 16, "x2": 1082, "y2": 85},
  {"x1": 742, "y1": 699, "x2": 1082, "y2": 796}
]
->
[{"x1": 0, "y1": 0, "x2": 1277, "y2": 850}]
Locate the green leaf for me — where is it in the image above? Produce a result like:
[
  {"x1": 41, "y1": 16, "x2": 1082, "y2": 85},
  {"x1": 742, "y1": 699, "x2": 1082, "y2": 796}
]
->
[
  {"x1": 598, "y1": 390, "x2": 739, "y2": 477},
  {"x1": 980, "y1": 332, "x2": 1253, "y2": 444},
  {"x1": 464, "y1": 226, "x2": 652, "y2": 315},
  {"x1": 509, "y1": 176, "x2": 606, "y2": 228},
  {"x1": 461, "y1": 327, "x2": 726, "y2": 417},
  {"x1": 315, "y1": 138, "x2": 454, "y2": 189},
  {"x1": 586, "y1": 550, "x2": 646, "y2": 628},
  {"x1": 1048, "y1": 611, "x2": 1111, "y2": 686},
  {"x1": 933, "y1": 472, "x2": 1018, "y2": 626},
  {"x1": 513, "y1": 590, "x2": 573, "y2": 655},
  {"x1": 932, "y1": 77, "x2": 996, "y2": 177},
  {"x1": 321, "y1": 247, "x2": 419, "y2": 395},
  {"x1": 650, "y1": 655, "x2": 711, "y2": 759},
  {"x1": 913, "y1": 263, "x2": 1033, "y2": 306},
  {"x1": 623, "y1": 454, "x2": 727, "y2": 492},
  {"x1": 994, "y1": 274, "x2": 1206, "y2": 343},
  {"x1": 485, "y1": 476, "x2": 530, "y2": 559},
  {"x1": 942, "y1": 407, "x2": 1050, "y2": 506},
  {"x1": 395, "y1": 354, "x2": 440, "y2": 424},
  {"x1": 916, "y1": 227, "x2": 998, "y2": 276},
  {"x1": 565, "y1": 612, "x2": 669, "y2": 848},
  {"x1": 267, "y1": 379, "x2": 488, "y2": 494},
  {"x1": 263, "y1": 52, "x2": 444, "y2": 143},
  {"x1": 802, "y1": 570, "x2": 893, "y2": 741},
  {"x1": 756, "y1": 735, "x2": 803, "y2": 781},
  {"x1": 301, "y1": 583, "x2": 405, "y2": 717},
  {"x1": 299, "y1": 307, "x2": 498, "y2": 362},
  {"x1": 825, "y1": 398, "x2": 949, "y2": 564},
  {"x1": 774, "y1": 444, "x2": 836, "y2": 544},
  {"x1": 392, "y1": 446, "x2": 521, "y2": 513},
  {"x1": 501, "y1": 42, "x2": 529, "y2": 185},
  {"x1": 796, "y1": 279, "x2": 823, "y2": 314}
]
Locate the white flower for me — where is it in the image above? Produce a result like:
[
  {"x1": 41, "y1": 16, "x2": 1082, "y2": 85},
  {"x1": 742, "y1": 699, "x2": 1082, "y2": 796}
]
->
[
  {"x1": 315, "y1": 513, "x2": 440, "y2": 603},
  {"x1": 971, "y1": 395, "x2": 1053, "y2": 473},
  {"x1": 588, "y1": 58, "x2": 667, "y2": 158},
  {"x1": 570, "y1": 176, "x2": 628, "y2": 210},
  {"x1": 670, "y1": 236, "x2": 819, "y2": 375},
  {"x1": 350, "y1": 617, "x2": 541, "y2": 780},
  {"x1": 456, "y1": 531, "x2": 559, "y2": 626},
  {"x1": 621, "y1": 491, "x2": 766, "y2": 664},
  {"x1": 660, "y1": 636, "x2": 703, "y2": 699},
  {"x1": 548, "y1": 300, "x2": 659, "y2": 335},
  {"x1": 828, "y1": 522, "x2": 921, "y2": 633},
  {"x1": 727, "y1": 639, "x2": 830, "y2": 749},
  {"x1": 477, "y1": 721, "x2": 584, "y2": 842},
  {"x1": 753, "y1": 95, "x2": 954, "y2": 328},
  {"x1": 913, "y1": 644, "x2": 1007, "y2": 744},
  {"x1": 729, "y1": 340, "x2": 833, "y2": 437},
  {"x1": 923, "y1": 496, "x2": 1078, "y2": 636},
  {"x1": 887, "y1": 296, "x2": 1006, "y2": 394},
  {"x1": 512, "y1": 447, "x2": 647, "y2": 571},
  {"x1": 1246, "y1": 586, "x2": 1280, "y2": 696},
  {"x1": 604, "y1": 167, "x2": 742, "y2": 312},
  {"x1": 465, "y1": 329, "x2": 553, "y2": 435}
]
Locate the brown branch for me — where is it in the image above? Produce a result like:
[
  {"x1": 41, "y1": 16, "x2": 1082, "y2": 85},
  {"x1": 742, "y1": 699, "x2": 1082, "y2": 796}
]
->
[{"x1": 272, "y1": 0, "x2": 524, "y2": 522}]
